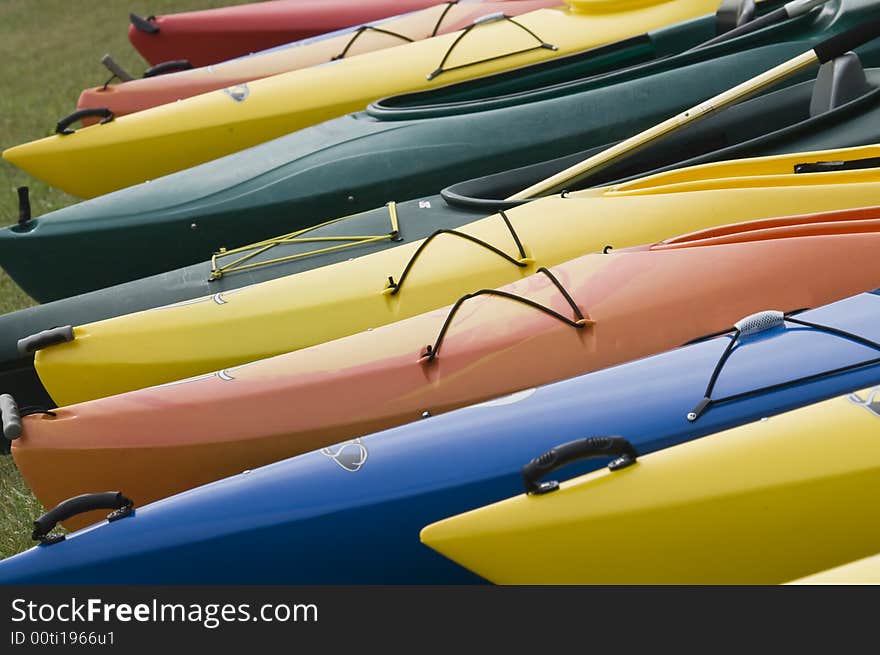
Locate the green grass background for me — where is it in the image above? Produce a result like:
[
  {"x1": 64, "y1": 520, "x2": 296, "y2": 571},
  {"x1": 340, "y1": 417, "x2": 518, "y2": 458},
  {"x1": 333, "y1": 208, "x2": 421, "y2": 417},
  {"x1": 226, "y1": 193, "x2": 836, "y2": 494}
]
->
[{"x1": 0, "y1": 0, "x2": 251, "y2": 559}]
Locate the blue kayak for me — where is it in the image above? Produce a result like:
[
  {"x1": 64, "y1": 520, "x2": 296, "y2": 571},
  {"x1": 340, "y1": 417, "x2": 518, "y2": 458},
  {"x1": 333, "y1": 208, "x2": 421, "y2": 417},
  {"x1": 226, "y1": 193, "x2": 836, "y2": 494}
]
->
[{"x1": 3, "y1": 291, "x2": 880, "y2": 584}]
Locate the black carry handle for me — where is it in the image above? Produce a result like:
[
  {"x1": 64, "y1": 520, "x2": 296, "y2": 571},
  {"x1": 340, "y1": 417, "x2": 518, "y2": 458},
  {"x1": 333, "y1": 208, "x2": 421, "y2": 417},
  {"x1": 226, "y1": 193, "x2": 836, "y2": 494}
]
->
[
  {"x1": 143, "y1": 59, "x2": 193, "y2": 77},
  {"x1": 522, "y1": 436, "x2": 637, "y2": 495},
  {"x1": 814, "y1": 14, "x2": 880, "y2": 64},
  {"x1": 794, "y1": 156, "x2": 880, "y2": 174},
  {"x1": 32, "y1": 492, "x2": 134, "y2": 545},
  {"x1": 17, "y1": 186, "x2": 31, "y2": 226},
  {"x1": 130, "y1": 13, "x2": 159, "y2": 34},
  {"x1": 55, "y1": 108, "x2": 114, "y2": 135}
]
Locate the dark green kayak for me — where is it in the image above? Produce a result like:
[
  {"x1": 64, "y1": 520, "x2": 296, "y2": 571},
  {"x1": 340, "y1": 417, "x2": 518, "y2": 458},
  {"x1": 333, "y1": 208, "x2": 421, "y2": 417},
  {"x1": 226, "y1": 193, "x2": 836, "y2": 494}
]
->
[
  {"x1": 0, "y1": 0, "x2": 875, "y2": 303},
  {"x1": 4, "y1": 54, "x2": 880, "y2": 416}
]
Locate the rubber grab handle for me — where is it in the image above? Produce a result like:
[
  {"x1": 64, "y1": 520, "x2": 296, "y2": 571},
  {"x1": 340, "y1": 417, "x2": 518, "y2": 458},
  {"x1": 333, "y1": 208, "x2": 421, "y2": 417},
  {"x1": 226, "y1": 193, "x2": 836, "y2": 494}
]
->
[
  {"x1": 0, "y1": 394, "x2": 21, "y2": 440},
  {"x1": 55, "y1": 108, "x2": 114, "y2": 135},
  {"x1": 130, "y1": 13, "x2": 159, "y2": 34},
  {"x1": 473, "y1": 11, "x2": 505, "y2": 25},
  {"x1": 32, "y1": 492, "x2": 134, "y2": 544},
  {"x1": 814, "y1": 15, "x2": 880, "y2": 63},
  {"x1": 17, "y1": 325, "x2": 74, "y2": 356},
  {"x1": 734, "y1": 310, "x2": 785, "y2": 336},
  {"x1": 143, "y1": 59, "x2": 193, "y2": 78},
  {"x1": 522, "y1": 436, "x2": 637, "y2": 495}
]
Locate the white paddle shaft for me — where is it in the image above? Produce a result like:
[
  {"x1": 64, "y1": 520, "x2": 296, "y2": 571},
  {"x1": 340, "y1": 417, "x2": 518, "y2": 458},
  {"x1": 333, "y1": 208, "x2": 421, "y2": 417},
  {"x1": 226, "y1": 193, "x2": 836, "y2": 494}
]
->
[{"x1": 508, "y1": 50, "x2": 818, "y2": 200}]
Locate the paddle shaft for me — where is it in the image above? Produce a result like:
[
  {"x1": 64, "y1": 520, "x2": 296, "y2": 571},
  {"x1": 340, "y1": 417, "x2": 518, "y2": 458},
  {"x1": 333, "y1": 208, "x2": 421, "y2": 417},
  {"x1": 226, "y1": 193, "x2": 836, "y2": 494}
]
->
[
  {"x1": 509, "y1": 15, "x2": 880, "y2": 200},
  {"x1": 508, "y1": 53, "x2": 816, "y2": 199}
]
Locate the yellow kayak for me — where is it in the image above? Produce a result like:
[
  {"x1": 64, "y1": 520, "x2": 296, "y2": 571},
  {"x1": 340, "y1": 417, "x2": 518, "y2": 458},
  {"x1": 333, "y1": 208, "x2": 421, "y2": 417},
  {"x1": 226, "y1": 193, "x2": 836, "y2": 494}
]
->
[
  {"x1": 2, "y1": 0, "x2": 721, "y2": 199},
  {"x1": 421, "y1": 386, "x2": 880, "y2": 585},
  {"x1": 788, "y1": 553, "x2": 880, "y2": 584},
  {"x1": 31, "y1": 144, "x2": 880, "y2": 407}
]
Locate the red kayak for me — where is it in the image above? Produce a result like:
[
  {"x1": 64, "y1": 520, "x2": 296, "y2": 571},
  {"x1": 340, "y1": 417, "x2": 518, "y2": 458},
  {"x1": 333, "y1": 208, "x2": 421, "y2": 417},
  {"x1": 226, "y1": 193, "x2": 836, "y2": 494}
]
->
[{"x1": 129, "y1": 0, "x2": 452, "y2": 67}]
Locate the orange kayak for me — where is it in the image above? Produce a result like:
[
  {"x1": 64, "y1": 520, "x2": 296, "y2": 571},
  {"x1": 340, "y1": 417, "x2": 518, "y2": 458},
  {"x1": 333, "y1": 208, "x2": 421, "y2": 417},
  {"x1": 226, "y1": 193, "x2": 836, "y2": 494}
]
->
[
  {"x1": 83, "y1": 1, "x2": 559, "y2": 120},
  {"x1": 13, "y1": 207, "x2": 880, "y2": 529}
]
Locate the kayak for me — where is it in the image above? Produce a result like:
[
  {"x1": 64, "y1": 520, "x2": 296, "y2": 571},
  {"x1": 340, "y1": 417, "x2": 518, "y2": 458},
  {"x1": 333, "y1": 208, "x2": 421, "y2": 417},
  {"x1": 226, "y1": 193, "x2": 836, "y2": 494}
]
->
[
  {"x1": 128, "y1": 0, "x2": 447, "y2": 67},
  {"x1": 421, "y1": 385, "x2": 880, "y2": 584},
  {"x1": 11, "y1": 209, "x2": 880, "y2": 528},
  {"x1": 25, "y1": 143, "x2": 880, "y2": 407},
  {"x1": 0, "y1": 0, "x2": 744, "y2": 198},
  {"x1": 788, "y1": 551, "x2": 880, "y2": 583},
  {"x1": 4, "y1": 290, "x2": 880, "y2": 583},
  {"x1": 82, "y1": 1, "x2": 560, "y2": 120},
  {"x1": 4, "y1": 0, "x2": 874, "y2": 302}
]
